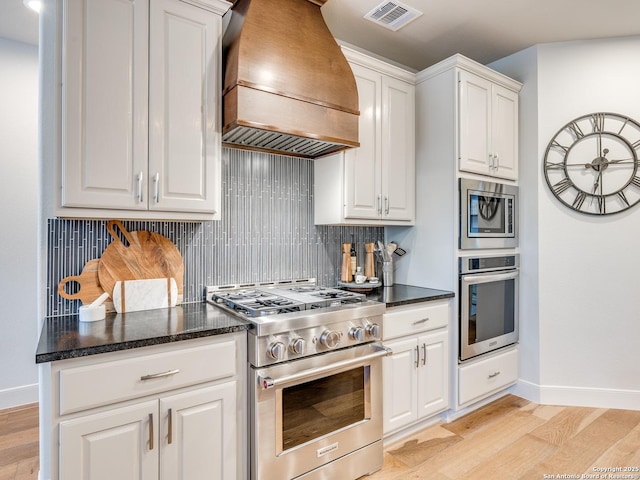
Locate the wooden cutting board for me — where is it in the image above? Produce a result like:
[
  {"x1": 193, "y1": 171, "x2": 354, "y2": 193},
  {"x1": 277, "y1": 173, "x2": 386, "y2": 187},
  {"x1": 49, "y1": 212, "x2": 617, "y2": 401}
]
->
[
  {"x1": 98, "y1": 220, "x2": 184, "y2": 302},
  {"x1": 58, "y1": 259, "x2": 115, "y2": 312}
]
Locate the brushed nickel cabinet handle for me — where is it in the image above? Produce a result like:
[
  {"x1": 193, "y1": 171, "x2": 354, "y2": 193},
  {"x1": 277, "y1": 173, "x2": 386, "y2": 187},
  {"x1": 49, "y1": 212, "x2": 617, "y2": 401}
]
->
[
  {"x1": 385, "y1": 195, "x2": 390, "y2": 215},
  {"x1": 488, "y1": 371, "x2": 501, "y2": 379},
  {"x1": 140, "y1": 369, "x2": 180, "y2": 381},
  {"x1": 415, "y1": 345, "x2": 420, "y2": 368},
  {"x1": 153, "y1": 172, "x2": 160, "y2": 204},
  {"x1": 377, "y1": 194, "x2": 382, "y2": 215},
  {"x1": 412, "y1": 317, "x2": 429, "y2": 325},
  {"x1": 422, "y1": 343, "x2": 426, "y2": 366},
  {"x1": 148, "y1": 413, "x2": 154, "y2": 450},
  {"x1": 137, "y1": 171, "x2": 144, "y2": 203},
  {"x1": 167, "y1": 408, "x2": 173, "y2": 445}
]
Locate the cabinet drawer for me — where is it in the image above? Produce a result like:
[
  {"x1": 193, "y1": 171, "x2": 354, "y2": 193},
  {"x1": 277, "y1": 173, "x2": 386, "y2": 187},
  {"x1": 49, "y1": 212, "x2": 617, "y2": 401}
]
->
[
  {"x1": 458, "y1": 348, "x2": 518, "y2": 406},
  {"x1": 59, "y1": 340, "x2": 236, "y2": 415},
  {"x1": 383, "y1": 300, "x2": 449, "y2": 340}
]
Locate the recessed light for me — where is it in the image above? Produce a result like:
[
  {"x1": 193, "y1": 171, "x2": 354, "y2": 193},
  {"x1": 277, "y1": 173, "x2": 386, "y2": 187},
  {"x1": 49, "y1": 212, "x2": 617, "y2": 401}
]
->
[{"x1": 23, "y1": 0, "x2": 42, "y2": 13}]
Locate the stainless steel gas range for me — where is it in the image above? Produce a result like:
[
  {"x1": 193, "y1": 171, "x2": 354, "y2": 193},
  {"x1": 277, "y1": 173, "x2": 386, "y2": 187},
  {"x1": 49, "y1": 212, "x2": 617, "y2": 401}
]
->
[{"x1": 206, "y1": 279, "x2": 388, "y2": 480}]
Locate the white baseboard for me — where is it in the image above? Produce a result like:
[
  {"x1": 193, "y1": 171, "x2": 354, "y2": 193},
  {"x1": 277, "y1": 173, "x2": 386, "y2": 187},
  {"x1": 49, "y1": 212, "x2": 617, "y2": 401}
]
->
[
  {"x1": 0, "y1": 383, "x2": 38, "y2": 410},
  {"x1": 514, "y1": 380, "x2": 640, "y2": 410}
]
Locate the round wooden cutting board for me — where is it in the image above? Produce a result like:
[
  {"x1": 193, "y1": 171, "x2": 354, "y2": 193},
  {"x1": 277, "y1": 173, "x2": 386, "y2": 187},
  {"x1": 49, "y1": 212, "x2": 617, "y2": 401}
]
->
[{"x1": 97, "y1": 220, "x2": 184, "y2": 302}]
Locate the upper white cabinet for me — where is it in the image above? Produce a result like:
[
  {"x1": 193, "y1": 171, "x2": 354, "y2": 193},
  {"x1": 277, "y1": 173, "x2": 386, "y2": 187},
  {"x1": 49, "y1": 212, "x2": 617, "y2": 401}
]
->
[
  {"x1": 458, "y1": 69, "x2": 519, "y2": 180},
  {"x1": 314, "y1": 47, "x2": 415, "y2": 225},
  {"x1": 55, "y1": 0, "x2": 229, "y2": 220}
]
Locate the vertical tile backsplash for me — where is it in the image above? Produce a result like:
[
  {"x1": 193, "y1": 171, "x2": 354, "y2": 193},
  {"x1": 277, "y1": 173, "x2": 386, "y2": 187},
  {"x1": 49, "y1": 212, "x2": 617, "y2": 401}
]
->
[{"x1": 47, "y1": 148, "x2": 384, "y2": 317}]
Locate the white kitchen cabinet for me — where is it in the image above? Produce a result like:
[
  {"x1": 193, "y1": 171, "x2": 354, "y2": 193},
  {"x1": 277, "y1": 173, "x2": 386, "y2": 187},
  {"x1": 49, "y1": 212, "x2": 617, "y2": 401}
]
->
[
  {"x1": 56, "y1": 0, "x2": 228, "y2": 220},
  {"x1": 314, "y1": 47, "x2": 415, "y2": 225},
  {"x1": 458, "y1": 347, "x2": 518, "y2": 406},
  {"x1": 458, "y1": 67, "x2": 520, "y2": 180},
  {"x1": 39, "y1": 333, "x2": 246, "y2": 480},
  {"x1": 382, "y1": 301, "x2": 450, "y2": 435},
  {"x1": 59, "y1": 383, "x2": 235, "y2": 480}
]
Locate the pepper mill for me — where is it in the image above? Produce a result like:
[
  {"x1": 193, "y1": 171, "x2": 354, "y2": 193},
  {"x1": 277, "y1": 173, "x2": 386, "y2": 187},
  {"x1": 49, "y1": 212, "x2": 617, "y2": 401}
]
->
[
  {"x1": 341, "y1": 243, "x2": 353, "y2": 283},
  {"x1": 364, "y1": 242, "x2": 375, "y2": 279}
]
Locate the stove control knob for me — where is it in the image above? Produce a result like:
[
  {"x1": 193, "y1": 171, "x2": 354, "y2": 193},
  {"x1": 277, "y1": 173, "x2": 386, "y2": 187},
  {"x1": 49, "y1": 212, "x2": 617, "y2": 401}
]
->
[
  {"x1": 320, "y1": 330, "x2": 341, "y2": 349},
  {"x1": 349, "y1": 326, "x2": 365, "y2": 342},
  {"x1": 289, "y1": 337, "x2": 305, "y2": 355},
  {"x1": 267, "y1": 341, "x2": 285, "y2": 360},
  {"x1": 365, "y1": 323, "x2": 380, "y2": 338}
]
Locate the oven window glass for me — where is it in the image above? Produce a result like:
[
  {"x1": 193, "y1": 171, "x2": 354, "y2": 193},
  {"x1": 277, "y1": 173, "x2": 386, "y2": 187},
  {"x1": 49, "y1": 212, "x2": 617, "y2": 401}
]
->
[
  {"x1": 468, "y1": 278, "x2": 515, "y2": 345},
  {"x1": 281, "y1": 367, "x2": 366, "y2": 451},
  {"x1": 469, "y1": 194, "x2": 506, "y2": 234}
]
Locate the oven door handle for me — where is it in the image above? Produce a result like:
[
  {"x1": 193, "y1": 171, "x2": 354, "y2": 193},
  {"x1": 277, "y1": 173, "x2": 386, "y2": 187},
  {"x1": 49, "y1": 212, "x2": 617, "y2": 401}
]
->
[
  {"x1": 257, "y1": 346, "x2": 392, "y2": 390},
  {"x1": 461, "y1": 270, "x2": 518, "y2": 285}
]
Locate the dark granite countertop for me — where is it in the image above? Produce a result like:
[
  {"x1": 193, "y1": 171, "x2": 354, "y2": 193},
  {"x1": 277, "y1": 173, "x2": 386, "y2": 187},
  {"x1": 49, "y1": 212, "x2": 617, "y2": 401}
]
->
[
  {"x1": 36, "y1": 302, "x2": 251, "y2": 364},
  {"x1": 365, "y1": 284, "x2": 454, "y2": 308}
]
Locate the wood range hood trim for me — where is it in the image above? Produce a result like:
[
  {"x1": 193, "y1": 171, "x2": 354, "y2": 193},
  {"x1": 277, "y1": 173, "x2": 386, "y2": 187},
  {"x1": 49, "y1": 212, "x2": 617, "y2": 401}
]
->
[{"x1": 222, "y1": 0, "x2": 360, "y2": 158}]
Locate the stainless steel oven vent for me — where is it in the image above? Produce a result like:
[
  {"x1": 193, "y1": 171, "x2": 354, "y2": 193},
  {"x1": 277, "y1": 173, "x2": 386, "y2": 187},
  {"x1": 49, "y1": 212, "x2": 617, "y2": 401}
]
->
[{"x1": 364, "y1": 1, "x2": 423, "y2": 31}]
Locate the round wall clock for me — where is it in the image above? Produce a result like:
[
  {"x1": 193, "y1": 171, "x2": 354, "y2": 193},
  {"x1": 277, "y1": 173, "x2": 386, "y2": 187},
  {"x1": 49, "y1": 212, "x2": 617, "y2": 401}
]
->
[{"x1": 543, "y1": 112, "x2": 640, "y2": 215}]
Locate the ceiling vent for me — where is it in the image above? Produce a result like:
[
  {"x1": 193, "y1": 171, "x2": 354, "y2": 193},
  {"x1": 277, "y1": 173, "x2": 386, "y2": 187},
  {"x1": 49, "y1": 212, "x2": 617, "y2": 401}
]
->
[{"x1": 364, "y1": 1, "x2": 423, "y2": 31}]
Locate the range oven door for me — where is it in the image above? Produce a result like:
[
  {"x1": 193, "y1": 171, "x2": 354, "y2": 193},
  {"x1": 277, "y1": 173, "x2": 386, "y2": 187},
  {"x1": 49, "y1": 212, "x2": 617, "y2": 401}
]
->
[
  {"x1": 250, "y1": 343, "x2": 387, "y2": 480},
  {"x1": 459, "y1": 269, "x2": 519, "y2": 361}
]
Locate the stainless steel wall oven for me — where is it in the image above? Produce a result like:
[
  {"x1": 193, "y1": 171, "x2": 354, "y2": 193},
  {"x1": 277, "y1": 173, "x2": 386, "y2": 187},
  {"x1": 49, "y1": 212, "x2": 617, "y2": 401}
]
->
[
  {"x1": 459, "y1": 254, "x2": 519, "y2": 361},
  {"x1": 459, "y1": 178, "x2": 518, "y2": 250}
]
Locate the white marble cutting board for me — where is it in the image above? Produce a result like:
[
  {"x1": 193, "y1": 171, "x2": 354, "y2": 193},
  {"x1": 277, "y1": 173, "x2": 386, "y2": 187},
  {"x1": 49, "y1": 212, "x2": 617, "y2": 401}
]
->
[{"x1": 112, "y1": 278, "x2": 178, "y2": 313}]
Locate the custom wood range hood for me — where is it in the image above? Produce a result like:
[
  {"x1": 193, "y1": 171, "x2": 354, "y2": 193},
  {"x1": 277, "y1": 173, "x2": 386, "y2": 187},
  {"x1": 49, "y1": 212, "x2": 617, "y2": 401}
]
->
[{"x1": 222, "y1": 0, "x2": 360, "y2": 158}]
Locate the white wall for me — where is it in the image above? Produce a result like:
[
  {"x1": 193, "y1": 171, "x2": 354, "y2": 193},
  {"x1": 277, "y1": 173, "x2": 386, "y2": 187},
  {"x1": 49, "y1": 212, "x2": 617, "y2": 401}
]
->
[
  {"x1": 0, "y1": 38, "x2": 40, "y2": 408},
  {"x1": 491, "y1": 35, "x2": 640, "y2": 409}
]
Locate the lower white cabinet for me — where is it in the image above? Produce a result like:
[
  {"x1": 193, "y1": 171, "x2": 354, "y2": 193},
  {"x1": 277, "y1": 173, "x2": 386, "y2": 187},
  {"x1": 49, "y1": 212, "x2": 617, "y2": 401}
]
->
[
  {"x1": 382, "y1": 300, "x2": 450, "y2": 435},
  {"x1": 458, "y1": 347, "x2": 518, "y2": 406},
  {"x1": 383, "y1": 330, "x2": 448, "y2": 434},
  {"x1": 39, "y1": 332, "x2": 246, "y2": 480},
  {"x1": 59, "y1": 383, "x2": 236, "y2": 480}
]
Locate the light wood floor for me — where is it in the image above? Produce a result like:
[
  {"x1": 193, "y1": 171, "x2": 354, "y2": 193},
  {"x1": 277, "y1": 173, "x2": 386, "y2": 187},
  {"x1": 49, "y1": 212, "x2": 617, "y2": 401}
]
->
[
  {"x1": 1, "y1": 396, "x2": 638, "y2": 480},
  {"x1": 367, "y1": 395, "x2": 640, "y2": 480}
]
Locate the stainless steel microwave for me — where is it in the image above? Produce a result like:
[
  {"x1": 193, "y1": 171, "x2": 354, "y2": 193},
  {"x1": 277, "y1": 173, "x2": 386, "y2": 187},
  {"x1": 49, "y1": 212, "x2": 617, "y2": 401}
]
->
[{"x1": 459, "y1": 178, "x2": 518, "y2": 250}]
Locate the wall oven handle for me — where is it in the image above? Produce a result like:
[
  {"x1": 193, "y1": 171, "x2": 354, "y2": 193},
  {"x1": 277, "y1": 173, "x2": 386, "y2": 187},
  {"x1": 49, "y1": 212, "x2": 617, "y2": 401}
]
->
[
  {"x1": 257, "y1": 346, "x2": 392, "y2": 390},
  {"x1": 461, "y1": 270, "x2": 519, "y2": 285}
]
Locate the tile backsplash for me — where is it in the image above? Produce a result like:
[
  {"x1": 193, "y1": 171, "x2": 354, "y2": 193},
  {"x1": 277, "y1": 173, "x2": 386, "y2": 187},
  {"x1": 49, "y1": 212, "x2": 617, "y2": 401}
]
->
[{"x1": 47, "y1": 148, "x2": 383, "y2": 317}]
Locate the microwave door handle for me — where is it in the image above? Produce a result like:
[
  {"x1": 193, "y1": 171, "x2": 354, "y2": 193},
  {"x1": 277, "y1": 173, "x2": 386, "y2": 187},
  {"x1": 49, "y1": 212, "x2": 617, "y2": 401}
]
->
[
  {"x1": 257, "y1": 346, "x2": 392, "y2": 390},
  {"x1": 461, "y1": 270, "x2": 519, "y2": 285}
]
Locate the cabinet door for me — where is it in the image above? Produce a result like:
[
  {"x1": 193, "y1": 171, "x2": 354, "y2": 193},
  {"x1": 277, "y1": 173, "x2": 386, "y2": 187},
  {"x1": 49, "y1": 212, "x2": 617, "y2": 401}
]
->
[
  {"x1": 458, "y1": 70, "x2": 491, "y2": 176},
  {"x1": 344, "y1": 63, "x2": 382, "y2": 220},
  {"x1": 59, "y1": 400, "x2": 158, "y2": 480},
  {"x1": 61, "y1": 0, "x2": 149, "y2": 210},
  {"x1": 160, "y1": 382, "x2": 237, "y2": 480},
  {"x1": 417, "y1": 330, "x2": 449, "y2": 419},
  {"x1": 490, "y1": 84, "x2": 519, "y2": 180},
  {"x1": 382, "y1": 337, "x2": 418, "y2": 434},
  {"x1": 381, "y1": 76, "x2": 415, "y2": 221},
  {"x1": 148, "y1": 0, "x2": 221, "y2": 216}
]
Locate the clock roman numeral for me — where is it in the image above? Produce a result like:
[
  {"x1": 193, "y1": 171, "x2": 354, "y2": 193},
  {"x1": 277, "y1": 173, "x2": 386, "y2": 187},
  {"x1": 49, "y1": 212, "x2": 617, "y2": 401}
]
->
[
  {"x1": 617, "y1": 117, "x2": 629, "y2": 135},
  {"x1": 572, "y1": 191, "x2": 587, "y2": 210},
  {"x1": 553, "y1": 178, "x2": 573, "y2": 195},
  {"x1": 632, "y1": 139, "x2": 640, "y2": 150},
  {"x1": 551, "y1": 140, "x2": 569, "y2": 154},
  {"x1": 617, "y1": 191, "x2": 630, "y2": 207},
  {"x1": 568, "y1": 121, "x2": 584, "y2": 139},
  {"x1": 590, "y1": 113, "x2": 606, "y2": 133},
  {"x1": 632, "y1": 176, "x2": 640, "y2": 189},
  {"x1": 597, "y1": 195, "x2": 606, "y2": 214},
  {"x1": 545, "y1": 162, "x2": 565, "y2": 170}
]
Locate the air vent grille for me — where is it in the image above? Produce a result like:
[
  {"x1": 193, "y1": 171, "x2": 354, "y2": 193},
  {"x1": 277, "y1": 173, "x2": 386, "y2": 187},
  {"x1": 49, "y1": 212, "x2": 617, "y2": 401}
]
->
[
  {"x1": 223, "y1": 126, "x2": 348, "y2": 158},
  {"x1": 364, "y1": 1, "x2": 422, "y2": 31}
]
